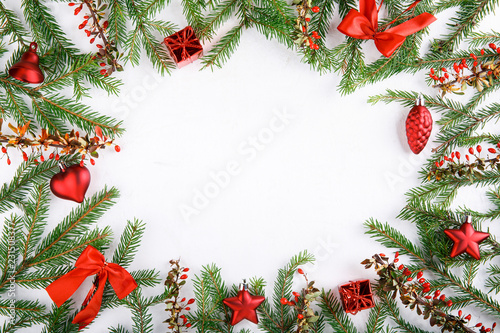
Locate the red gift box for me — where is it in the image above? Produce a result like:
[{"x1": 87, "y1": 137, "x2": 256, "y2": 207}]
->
[
  {"x1": 338, "y1": 280, "x2": 374, "y2": 315},
  {"x1": 163, "y1": 26, "x2": 203, "y2": 68}
]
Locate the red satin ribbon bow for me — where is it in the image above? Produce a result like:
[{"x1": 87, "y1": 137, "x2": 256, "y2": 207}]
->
[
  {"x1": 337, "y1": 0, "x2": 436, "y2": 57},
  {"x1": 46, "y1": 246, "x2": 137, "y2": 330}
]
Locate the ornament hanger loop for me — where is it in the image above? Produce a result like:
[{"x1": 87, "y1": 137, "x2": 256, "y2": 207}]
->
[
  {"x1": 58, "y1": 162, "x2": 67, "y2": 172},
  {"x1": 463, "y1": 213, "x2": 473, "y2": 223},
  {"x1": 29, "y1": 42, "x2": 38, "y2": 52},
  {"x1": 416, "y1": 94, "x2": 425, "y2": 106},
  {"x1": 239, "y1": 279, "x2": 248, "y2": 291}
]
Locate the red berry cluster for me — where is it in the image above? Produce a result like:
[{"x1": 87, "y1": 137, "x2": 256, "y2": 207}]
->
[
  {"x1": 280, "y1": 268, "x2": 320, "y2": 333},
  {"x1": 69, "y1": 1, "x2": 123, "y2": 76},
  {"x1": 165, "y1": 260, "x2": 195, "y2": 333},
  {"x1": 428, "y1": 143, "x2": 500, "y2": 181},
  {"x1": 292, "y1": 1, "x2": 322, "y2": 50},
  {"x1": 0, "y1": 122, "x2": 120, "y2": 167},
  {"x1": 429, "y1": 43, "x2": 500, "y2": 95}
]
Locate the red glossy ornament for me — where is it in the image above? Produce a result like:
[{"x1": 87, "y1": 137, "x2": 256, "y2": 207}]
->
[
  {"x1": 163, "y1": 26, "x2": 203, "y2": 68},
  {"x1": 223, "y1": 281, "x2": 265, "y2": 325},
  {"x1": 9, "y1": 42, "x2": 44, "y2": 84},
  {"x1": 50, "y1": 163, "x2": 91, "y2": 203},
  {"x1": 444, "y1": 215, "x2": 489, "y2": 260},
  {"x1": 405, "y1": 95, "x2": 432, "y2": 154}
]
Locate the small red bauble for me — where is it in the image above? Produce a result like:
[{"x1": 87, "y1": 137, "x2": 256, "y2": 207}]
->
[
  {"x1": 50, "y1": 164, "x2": 91, "y2": 203},
  {"x1": 223, "y1": 281, "x2": 265, "y2": 325},
  {"x1": 444, "y1": 215, "x2": 489, "y2": 260},
  {"x1": 163, "y1": 26, "x2": 203, "y2": 68},
  {"x1": 9, "y1": 42, "x2": 44, "y2": 84},
  {"x1": 338, "y1": 280, "x2": 374, "y2": 315},
  {"x1": 405, "y1": 95, "x2": 432, "y2": 154}
]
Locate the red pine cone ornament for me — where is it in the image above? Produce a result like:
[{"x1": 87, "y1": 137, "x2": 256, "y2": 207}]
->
[
  {"x1": 50, "y1": 163, "x2": 91, "y2": 203},
  {"x1": 405, "y1": 95, "x2": 432, "y2": 154}
]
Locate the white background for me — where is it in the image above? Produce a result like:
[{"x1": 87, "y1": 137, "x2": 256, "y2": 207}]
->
[{"x1": 1, "y1": 1, "x2": 499, "y2": 331}]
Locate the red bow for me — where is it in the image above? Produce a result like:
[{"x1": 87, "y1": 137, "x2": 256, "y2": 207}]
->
[
  {"x1": 46, "y1": 246, "x2": 137, "y2": 330},
  {"x1": 337, "y1": 0, "x2": 436, "y2": 57}
]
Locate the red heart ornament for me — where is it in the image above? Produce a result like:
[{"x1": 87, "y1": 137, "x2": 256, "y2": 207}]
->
[{"x1": 50, "y1": 164, "x2": 91, "y2": 203}]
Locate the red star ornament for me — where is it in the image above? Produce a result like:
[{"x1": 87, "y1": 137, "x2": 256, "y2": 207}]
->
[
  {"x1": 223, "y1": 283, "x2": 265, "y2": 326},
  {"x1": 444, "y1": 221, "x2": 489, "y2": 260}
]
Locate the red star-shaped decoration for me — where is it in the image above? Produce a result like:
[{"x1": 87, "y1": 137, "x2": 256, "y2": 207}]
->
[
  {"x1": 223, "y1": 289, "x2": 265, "y2": 325},
  {"x1": 444, "y1": 222, "x2": 489, "y2": 260}
]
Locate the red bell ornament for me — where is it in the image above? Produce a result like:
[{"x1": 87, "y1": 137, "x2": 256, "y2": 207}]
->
[
  {"x1": 405, "y1": 95, "x2": 432, "y2": 154},
  {"x1": 9, "y1": 42, "x2": 44, "y2": 84},
  {"x1": 50, "y1": 163, "x2": 91, "y2": 203}
]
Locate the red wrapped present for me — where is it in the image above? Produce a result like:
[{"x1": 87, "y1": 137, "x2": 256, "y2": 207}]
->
[
  {"x1": 338, "y1": 280, "x2": 374, "y2": 315},
  {"x1": 163, "y1": 26, "x2": 203, "y2": 68}
]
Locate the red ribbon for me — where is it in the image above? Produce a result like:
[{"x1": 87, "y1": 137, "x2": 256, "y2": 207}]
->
[
  {"x1": 46, "y1": 246, "x2": 137, "y2": 330},
  {"x1": 337, "y1": 0, "x2": 436, "y2": 57}
]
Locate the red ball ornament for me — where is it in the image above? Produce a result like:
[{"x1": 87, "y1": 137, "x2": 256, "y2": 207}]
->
[
  {"x1": 444, "y1": 215, "x2": 489, "y2": 260},
  {"x1": 9, "y1": 42, "x2": 44, "y2": 84},
  {"x1": 405, "y1": 95, "x2": 432, "y2": 154},
  {"x1": 223, "y1": 281, "x2": 265, "y2": 325},
  {"x1": 50, "y1": 163, "x2": 91, "y2": 203}
]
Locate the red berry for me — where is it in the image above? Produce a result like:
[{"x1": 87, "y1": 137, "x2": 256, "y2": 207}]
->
[
  {"x1": 7, "y1": 158, "x2": 11, "y2": 165},
  {"x1": 439, "y1": 294, "x2": 446, "y2": 301},
  {"x1": 55, "y1": 154, "x2": 60, "y2": 161},
  {"x1": 394, "y1": 258, "x2": 399, "y2": 263},
  {"x1": 40, "y1": 155, "x2": 45, "y2": 162},
  {"x1": 418, "y1": 278, "x2": 425, "y2": 283},
  {"x1": 481, "y1": 49, "x2": 485, "y2": 55},
  {"x1": 90, "y1": 38, "x2": 95, "y2": 44},
  {"x1": 181, "y1": 298, "x2": 186, "y2": 302},
  {"x1": 417, "y1": 271, "x2": 423, "y2": 279},
  {"x1": 493, "y1": 323, "x2": 497, "y2": 328},
  {"x1": 451, "y1": 152, "x2": 455, "y2": 159},
  {"x1": 434, "y1": 290, "x2": 440, "y2": 297},
  {"x1": 292, "y1": 292, "x2": 300, "y2": 297},
  {"x1": 90, "y1": 158, "x2": 95, "y2": 165},
  {"x1": 297, "y1": 314, "x2": 304, "y2": 320},
  {"x1": 313, "y1": 44, "x2": 319, "y2": 50},
  {"x1": 23, "y1": 152, "x2": 28, "y2": 161},
  {"x1": 288, "y1": 301, "x2": 296, "y2": 306},
  {"x1": 458, "y1": 310, "x2": 462, "y2": 317},
  {"x1": 180, "y1": 274, "x2": 188, "y2": 279},
  {"x1": 280, "y1": 297, "x2": 288, "y2": 305},
  {"x1": 497, "y1": 47, "x2": 500, "y2": 54},
  {"x1": 447, "y1": 300, "x2": 453, "y2": 306},
  {"x1": 469, "y1": 147, "x2": 474, "y2": 154},
  {"x1": 80, "y1": 161, "x2": 84, "y2": 167},
  {"x1": 488, "y1": 70, "x2": 493, "y2": 75},
  {"x1": 423, "y1": 287, "x2": 431, "y2": 293},
  {"x1": 424, "y1": 295, "x2": 431, "y2": 299},
  {"x1": 100, "y1": 62, "x2": 106, "y2": 67},
  {"x1": 1, "y1": 147, "x2": 6, "y2": 153},
  {"x1": 488, "y1": 148, "x2": 496, "y2": 154},
  {"x1": 186, "y1": 323, "x2": 192, "y2": 328},
  {"x1": 185, "y1": 307, "x2": 191, "y2": 311},
  {"x1": 470, "y1": 53, "x2": 477, "y2": 60},
  {"x1": 305, "y1": 17, "x2": 310, "y2": 22},
  {"x1": 439, "y1": 77, "x2": 445, "y2": 83},
  {"x1": 465, "y1": 314, "x2": 471, "y2": 321},
  {"x1": 69, "y1": 2, "x2": 75, "y2": 6},
  {"x1": 100, "y1": 69, "x2": 107, "y2": 75},
  {"x1": 498, "y1": 142, "x2": 500, "y2": 149},
  {"x1": 489, "y1": 43, "x2": 497, "y2": 50},
  {"x1": 462, "y1": 58, "x2": 467, "y2": 65},
  {"x1": 441, "y1": 67, "x2": 447, "y2": 72},
  {"x1": 477, "y1": 145, "x2": 482, "y2": 153},
  {"x1": 407, "y1": 277, "x2": 413, "y2": 282},
  {"x1": 302, "y1": 26, "x2": 306, "y2": 33},
  {"x1": 395, "y1": 251, "x2": 399, "y2": 257},
  {"x1": 96, "y1": 44, "x2": 103, "y2": 49},
  {"x1": 444, "y1": 73, "x2": 449, "y2": 79},
  {"x1": 430, "y1": 68, "x2": 435, "y2": 74},
  {"x1": 115, "y1": 145, "x2": 121, "y2": 152},
  {"x1": 476, "y1": 323, "x2": 482, "y2": 328},
  {"x1": 49, "y1": 153, "x2": 54, "y2": 159},
  {"x1": 439, "y1": 160, "x2": 444, "y2": 167},
  {"x1": 456, "y1": 152, "x2": 461, "y2": 159},
  {"x1": 398, "y1": 264, "x2": 404, "y2": 270},
  {"x1": 473, "y1": 61, "x2": 478, "y2": 67},
  {"x1": 183, "y1": 268, "x2": 190, "y2": 272},
  {"x1": 103, "y1": 21, "x2": 109, "y2": 29},
  {"x1": 466, "y1": 155, "x2": 470, "y2": 161},
  {"x1": 403, "y1": 268, "x2": 411, "y2": 276},
  {"x1": 314, "y1": 34, "x2": 321, "y2": 39},
  {"x1": 311, "y1": 6, "x2": 320, "y2": 12},
  {"x1": 74, "y1": 7, "x2": 82, "y2": 15},
  {"x1": 188, "y1": 298, "x2": 195, "y2": 304},
  {"x1": 298, "y1": 268, "x2": 304, "y2": 274}
]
